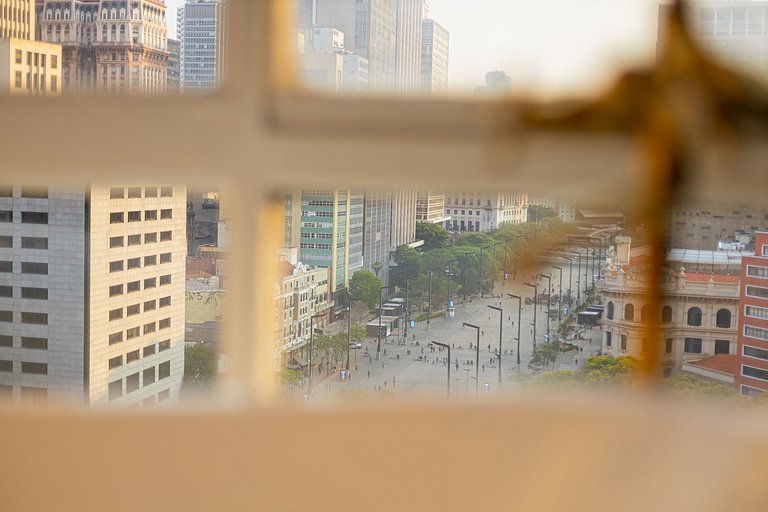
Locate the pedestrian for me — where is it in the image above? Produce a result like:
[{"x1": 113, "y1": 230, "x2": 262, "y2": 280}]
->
[
  {"x1": 384, "y1": 349, "x2": 387, "y2": 356},
  {"x1": 488, "y1": 344, "x2": 491, "y2": 351},
  {"x1": 575, "y1": 358, "x2": 578, "y2": 366},
  {"x1": 381, "y1": 362, "x2": 385, "y2": 369},
  {"x1": 489, "y1": 316, "x2": 491, "y2": 321},
  {"x1": 355, "y1": 364, "x2": 358, "y2": 371},
  {"x1": 384, "y1": 381, "x2": 387, "y2": 389},
  {"x1": 367, "y1": 370, "x2": 370, "y2": 378},
  {"x1": 482, "y1": 330, "x2": 485, "y2": 336},
  {"x1": 482, "y1": 364, "x2": 485, "y2": 372}
]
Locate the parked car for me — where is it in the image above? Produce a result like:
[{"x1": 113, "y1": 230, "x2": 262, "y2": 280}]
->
[{"x1": 349, "y1": 342, "x2": 362, "y2": 349}]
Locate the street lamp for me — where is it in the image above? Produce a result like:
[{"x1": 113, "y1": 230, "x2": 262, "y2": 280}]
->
[
  {"x1": 507, "y1": 294, "x2": 522, "y2": 370},
  {"x1": 462, "y1": 322, "x2": 480, "y2": 395},
  {"x1": 344, "y1": 301, "x2": 353, "y2": 371},
  {"x1": 479, "y1": 246, "x2": 488, "y2": 297},
  {"x1": 308, "y1": 312, "x2": 327, "y2": 397},
  {"x1": 427, "y1": 267, "x2": 442, "y2": 331},
  {"x1": 538, "y1": 273, "x2": 552, "y2": 341},
  {"x1": 524, "y1": 282, "x2": 537, "y2": 349},
  {"x1": 376, "y1": 285, "x2": 389, "y2": 360},
  {"x1": 551, "y1": 266, "x2": 563, "y2": 322},
  {"x1": 430, "y1": 340, "x2": 451, "y2": 399},
  {"x1": 491, "y1": 242, "x2": 502, "y2": 293},
  {"x1": 579, "y1": 245, "x2": 592, "y2": 293},
  {"x1": 559, "y1": 255, "x2": 574, "y2": 308},
  {"x1": 447, "y1": 258, "x2": 459, "y2": 309},
  {"x1": 487, "y1": 305, "x2": 503, "y2": 384},
  {"x1": 565, "y1": 250, "x2": 582, "y2": 305}
]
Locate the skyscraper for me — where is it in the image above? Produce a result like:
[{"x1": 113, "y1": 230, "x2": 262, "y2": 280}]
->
[
  {"x1": 395, "y1": 0, "x2": 422, "y2": 93},
  {"x1": 0, "y1": 0, "x2": 60, "y2": 95},
  {"x1": 284, "y1": 189, "x2": 363, "y2": 302},
  {"x1": 315, "y1": 0, "x2": 397, "y2": 90},
  {"x1": 390, "y1": 189, "x2": 418, "y2": 248},
  {"x1": 167, "y1": 38, "x2": 180, "y2": 93},
  {"x1": 178, "y1": 0, "x2": 227, "y2": 94},
  {"x1": 363, "y1": 190, "x2": 392, "y2": 287},
  {"x1": 419, "y1": 18, "x2": 448, "y2": 95},
  {"x1": 0, "y1": 185, "x2": 187, "y2": 406},
  {"x1": 36, "y1": 0, "x2": 169, "y2": 94}
]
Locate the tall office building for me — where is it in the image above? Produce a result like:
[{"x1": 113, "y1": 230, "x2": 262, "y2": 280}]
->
[
  {"x1": 394, "y1": 0, "x2": 421, "y2": 93},
  {"x1": 363, "y1": 190, "x2": 392, "y2": 287},
  {"x1": 297, "y1": 0, "x2": 316, "y2": 27},
  {"x1": 315, "y1": 0, "x2": 397, "y2": 90},
  {"x1": 735, "y1": 232, "x2": 768, "y2": 396},
  {"x1": 419, "y1": 18, "x2": 448, "y2": 95},
  {"x1": 178, "y1": 0, "x2": 227, "y2": 94},
  {"x1": 36, "y1": 0, "x2": 168, "y2": 94},
  {"x1": 284, "y1": 189, "x2": 363, "y2": 302},
  {"x1": 166, "y1": 37, "x2": 180, "y2": 93},
  {"x1": 0, "y1": 0, "x2": 60, "y2": 95},
  {"x1": 390, "y1": 189, "x2": 418, "y2": 248},
  {"x1": 0, "y1": 185, "x2": 187, "y2": 406}
]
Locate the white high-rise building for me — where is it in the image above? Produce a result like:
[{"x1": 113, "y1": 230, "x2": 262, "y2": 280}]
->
[
  {"x1": 419, "y1": 18, "x2": 448, "y2": 95},
  {"x1": 178, "y1": 0, "x2": 227, "y2": 94},
  {"x1": 395, "y1": 0, "x2": 422, "y2": 93},
  {"x1": 316, "y1": 0, "x2": 397, "y2": 90},
  {"x1": 0, "y1": 185, "x2": 186, "y2": 407}
]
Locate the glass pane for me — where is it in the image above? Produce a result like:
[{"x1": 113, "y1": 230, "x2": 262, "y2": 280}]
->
[
  {"x1": 0, "y1": 182, "x2": 228, "y2": 409},
  {"x1": 294, "y1": 0, "x2": 660, "y2": 99},
  {"x1": 1, "y1": 1, "x2": 224, "y2": 96}
]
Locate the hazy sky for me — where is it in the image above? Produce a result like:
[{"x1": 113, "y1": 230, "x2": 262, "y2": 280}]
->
[{"x1": 166, "y1": 0, "x2": 665, "y2": 97}]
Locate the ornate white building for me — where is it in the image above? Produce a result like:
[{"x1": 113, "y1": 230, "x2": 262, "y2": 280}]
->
[
  {"x1": 36, "y1": 0, "x2": 168, "y2": 94},
  {"x1": 599, "y1": 244, "x2": 740, "y2": 377}
]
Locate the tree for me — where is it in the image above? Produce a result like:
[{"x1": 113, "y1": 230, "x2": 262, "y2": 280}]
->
[
  {"x1": 314, "y1": 334, "x2": 347, "y2": 367},
  {"x1": 663, "y1": 375, "x2": 735, "y2": 398},
  {"x1": 184, "y1": 344, "x2": 218, "y2": 382},
  {"x1": 349, "y1": 323, "x2": 367, "y2": 344},
  {"x1": 348, "y1": 270, "x2": 383, "y2": 310},
  {"x1": 580, "y1": 355, "x2": 639, "y2": 384},
  {"x1": 372, "y1": 260, "x2": 383, "y2": 277},
  {"x1": 283, "y1": 368, "x2": 304, "y2": 386},
  {"x1": 392, "y1": 245, "x2": 421, "y2": 287},
  {"x1": 527, "y1": 205, "x2": 557, "y2": 223},
  {"x1": 528, "y1": 343, "x2": 559, "y2": 373},
  {"x1": 416, "y1": 221, "x2": 449, "y2": 251}
]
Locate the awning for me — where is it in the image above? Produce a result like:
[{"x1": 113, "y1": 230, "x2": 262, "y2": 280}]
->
[{"x1": 290, "y1": 355, "x2": 308, "y2": 367}]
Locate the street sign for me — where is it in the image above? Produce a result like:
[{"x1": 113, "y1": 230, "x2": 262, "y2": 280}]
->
[
  {"x1": 410, "y1": 320, "x2": 415, "y2": 328},
  {"x1": 449, "y1": 300, "x2": 454, "y2": 308}
]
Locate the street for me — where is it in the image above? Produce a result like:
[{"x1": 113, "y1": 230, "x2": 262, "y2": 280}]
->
[{"x1": 304, "y1": 276, "x2": 603, "y2": 403}]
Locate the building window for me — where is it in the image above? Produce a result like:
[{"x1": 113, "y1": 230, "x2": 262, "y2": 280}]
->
[
  {"x1": 0, "y1": 210, "x2": 11, "y2": 223},
  {"x1": 714, "y1": 340, "x2": 730, "y2": 355},
  {"x1": 605, "y1": 331, "x2": 612, "y2": 347},
  {"x1": 684, "y1": 337, "x2": 702, "y2": 354},
  {"x1": 127, "y1": 211, "x2": 141, "y2": 222},
  {"x1": 143, "y1": 322, "x2": 156, "y2": 334},
  {"x1": 21, "y1": 287, "x2": 48, "y2": 300},
  {"x1": 745, "y1": 285, "x2": 768, "y2": 300},
  {"x1": 145, "y1": 210, "x2": 157, "y2": 221},
  {"x1": 715, "y1": 309, "x2": 731, "y2": 328},
  {"x1": 0, "y1": 360, "x2": 12, "y2": 372},
  {"x1": 22, "y1": 237, "x2": 48, "y2": 249},
  {"x1": 21, "y1": 187, "x2": 48, "y2": 199},
  {"x1": 687, "y1": 307, "x2": 702, "y2": 326},
  {"x1": 21, "y1": 362, "x2": 47, "y2": 375},
  {"x1": 0, "y1": 236, "x2": 11, "y2": 248},
  {"x1": 159, "y1": 339, "x2": 170, "y2": 352},
  {"x1": 0, "y1": 286, "x2": 11, "y2": 298},
  {"x1": 159, "y1": 274, "x2": 171, "y2": 286},
  {"x1": 620, "y1": 335, "x2": 627, "y2": 351},
  {"x1": 109, "y1": 332, "x2": 123, "y2": 345},
  {"x1": 110, "y1": 187, "x2": 124, "y2": 199},
  {"x1": 0, "y1": 335, "x2": 12, "y2": 347},
  {"x1": 127, "y1": 257, "x2": 141, "y2": 270},
  {"x1": 110, "y1": 212, "x2": 124, "y2": 224},
  {"x1": 661, "y1": 306, "x2": 672, "y2": 323},
  {"x1": 606, "y1": 302, "x2": 614, "y2": 320},
  {"x1": 15, "y1": 49, "x2": 22, "y2": 64},
  {"x1": 665, "y1": 338, "x2": 673, "y2": 354},
  {"x1": 159, "y1": 361, "x2": 171, "y2": 379},
  {"x1": 160, "y1": 231, "x2": 172, "y2": 241},
  {"x1": 21, "y1": 312, "x2": 48, "y2": 325},
  {"x1": 127, "y1": 187, "x2": 142, "y2": 198},
  {"x1": 144, "y1": 300, "x2": 156, "y2": 311},
  {"x1": 109, "y1": 379, "x2": 122, "y2": 400},
  {"x1": 0, "y1": 261, "x2": 11, "y2": 273},
  {"x1": 126, "y1": 349, "x2": 140, "y2": 363},
  {"x1": 126, "y1": 304, "x2": 140, "y2": 316},
  {"x1": 127, "y1": 281, "x2": 141, "y2": 293},
  {"x1": 159, "y1": 296, "x2": 171, "y2": 308},
  {"x1": 144, "y1": 255, "x2": 157, "y2": 266},
  {"x1": 110, "y1": 236, "x2": 124, "y2": 248},
  {"x1": 746, "y1": 265, "x2": 768, "y2": 279},
  {"x1": 743, "y1": 345, "x2": 768, "y2": 361},
  {"x1": 742, "y1": 365, "x2": 768, "y2": 382},
  {"x1": 14, "y1": 71, "x2": 22, "y2": 88},
  {"x1": 144, "y1": 278, "x2": 156, "y2": 289},
  {"x1": 160, "y1": 209, "x2": 173, "y2": 219},
  {"x1": 159, "y1": 318, "x2": 171, "y2": 330},
  {"x1": 624, "y1": 303, "x2": 634, "y2": 322},
  {"x1": 143, "y1": 367, "x2": 155, "y2": 385},
  {"x1": 160, "y1": 252, "x2": 172, "y2": 264},
  {"x1": 20, "y1": 337, "x2": 47, "y2": 350},
  {"x1": 0, "y1": 310, "x2": 13, "y2": 322},
  {"x1": 160, "y1": 186, "x2": 172, "y2": 197},
  {"x1": 111, "y1": 261, "x2": 124, "y2": 274},
  {"x1": 127, "y1": 234, "x2": 141, "y2": 246},
  {"x1": 745, "y1": 325, "x2": 768, "y2": 341},
  {"x1": 145, "y1": 187, "x2": 157, "y2": 198},
  {"x1": 126, "y1": 327, "x2": 140, "y2": 340},
  {"x1": 640, "y1": 305, "x2": 652, "y2": 323},
  {"x1": 745, "y1": 305, "x2": 768, "y2": 321},
  {"x1": 126, "y1": 373, "x2": 140, "y2": 393},
  {"x1": 144, "y1": 232, "x2": 157, "y2": 243},
  {"x1": 109, "y1": 356, "x2": 123, "y2": 369},
  {"x1": 109, "y1": 284, "x2": 123, "y2": 297},
  {"x1": 109, "y1": 308, "x2": 123, "y2": 321},
  {"x1": 21, "y1": 212, "x2": 48, "y2": 224}
]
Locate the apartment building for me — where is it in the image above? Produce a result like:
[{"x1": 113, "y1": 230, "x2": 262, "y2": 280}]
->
[
  {"x1": 0, "y1": 185, "x2": 186, "y2": 406},
  {"x1": 735, "y1": 232, "x2": 768, "y2": 396}
]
